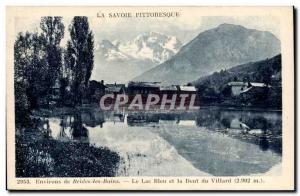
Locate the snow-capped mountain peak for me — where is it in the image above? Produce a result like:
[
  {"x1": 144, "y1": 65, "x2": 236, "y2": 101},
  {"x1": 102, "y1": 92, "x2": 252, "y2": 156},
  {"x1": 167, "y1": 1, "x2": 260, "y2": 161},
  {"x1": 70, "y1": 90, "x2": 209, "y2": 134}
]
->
[
  {"x1": 125, "y1": 32, "x2": 182, "y2": 63},
  {"x1": 97, "y1": 32, "x2": 182, "y2": 64}
]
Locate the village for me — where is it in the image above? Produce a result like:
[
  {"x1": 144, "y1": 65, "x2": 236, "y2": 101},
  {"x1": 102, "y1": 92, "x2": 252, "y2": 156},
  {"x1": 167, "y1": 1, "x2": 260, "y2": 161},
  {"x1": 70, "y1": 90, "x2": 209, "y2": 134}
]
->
[
  {"x1": 51, "y1": 79, "x2": 271, "y2": 110},
  {"x1": 82, "y1": 80, "x2": 199, "y2": 109},
  {"x1": 48, "y1": 78, "x2": 273, "y2": 110}
]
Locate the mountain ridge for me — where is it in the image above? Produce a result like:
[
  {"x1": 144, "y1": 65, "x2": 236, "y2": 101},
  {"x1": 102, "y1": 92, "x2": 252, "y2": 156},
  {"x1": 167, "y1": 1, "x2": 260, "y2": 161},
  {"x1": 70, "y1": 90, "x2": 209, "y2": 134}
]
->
[{"x1": 133, "y1": 23, "x2": 281, "y2": 85}]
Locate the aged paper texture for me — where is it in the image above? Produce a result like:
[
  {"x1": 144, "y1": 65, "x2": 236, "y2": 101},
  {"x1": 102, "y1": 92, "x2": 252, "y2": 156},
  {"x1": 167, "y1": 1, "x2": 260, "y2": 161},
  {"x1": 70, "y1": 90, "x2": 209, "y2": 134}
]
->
[{"x1": 6, "y1": 6, "x2": 294, "y2": 190}]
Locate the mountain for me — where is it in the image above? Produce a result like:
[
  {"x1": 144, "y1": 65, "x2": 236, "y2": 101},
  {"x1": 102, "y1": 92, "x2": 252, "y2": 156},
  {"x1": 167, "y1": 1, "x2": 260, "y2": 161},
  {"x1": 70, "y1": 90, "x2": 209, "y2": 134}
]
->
[
  {"x1": 133, "y1": 23, "x2": 281, "y2": 85},
  {"x1": 91, "y1": 32, "x2": 182, "y2": 83}
]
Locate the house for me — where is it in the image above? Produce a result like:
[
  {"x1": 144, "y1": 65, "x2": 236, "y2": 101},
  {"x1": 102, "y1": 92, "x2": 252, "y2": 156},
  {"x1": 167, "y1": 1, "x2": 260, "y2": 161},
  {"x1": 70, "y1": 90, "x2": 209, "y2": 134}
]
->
[
  {"x1": 160, "y1": 85, "x2": 178, "y2": 93},
  {"x1": 178, "y1": 85, "x2": 197, "y2": 94},
  {"x1": 177, "y1": 85, "x2": 198, "y2": 107},
  {"x1": 227, "y1": 82, "x2": 250, "y2": 96},
  {"x1": 227, "y1": 82, "x2": 269, "y2": 96},
  {"x1": 127, "y1": 81, "x2": 160, "y2": 95},
  {"x1": 105, "y1": 83, "x2": 126, "y2": 96},
  {"x1": 89, "y1": 80, "x2": 107, "y2": 101},
  {"x1": 227, "y1": 81, "x2": 270, "y2": 97}
]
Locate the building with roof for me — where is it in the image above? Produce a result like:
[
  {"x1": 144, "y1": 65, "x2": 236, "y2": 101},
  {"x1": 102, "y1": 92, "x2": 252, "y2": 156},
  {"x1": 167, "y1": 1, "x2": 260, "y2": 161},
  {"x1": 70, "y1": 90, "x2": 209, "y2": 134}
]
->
[
  {"x1": 227, "y1": 81, "x2": 270, "y2": 96},
  {"x1": 178, "y1": 86, "x2": 197, "y2": 93},
  {"x1": 127, "y1": 81, "x2": 160, "y2": 95},
  {"x1": 159, "y1": 85, "x2": 178, "y2": 93},
  {"x1": 89, "y1": 80, "x2": 107, "y2": 102},
  {"x1": 105, "y1": 83, "x2": 126, "y2": 95}
]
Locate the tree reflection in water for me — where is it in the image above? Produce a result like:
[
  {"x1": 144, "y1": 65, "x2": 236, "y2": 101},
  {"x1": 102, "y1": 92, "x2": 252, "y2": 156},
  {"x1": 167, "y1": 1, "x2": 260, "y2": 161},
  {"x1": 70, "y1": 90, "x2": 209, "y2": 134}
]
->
[{"x1": 71, "y1": 112, "x2": 89, "y2": 143}]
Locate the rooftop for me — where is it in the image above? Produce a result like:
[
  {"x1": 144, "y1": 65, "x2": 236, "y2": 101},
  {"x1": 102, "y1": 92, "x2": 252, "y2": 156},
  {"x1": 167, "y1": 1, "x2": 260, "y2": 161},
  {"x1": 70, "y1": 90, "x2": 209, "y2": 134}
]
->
[
  {"x1": 160, "y1": 85, "x2": 178, "y2": 91},
  {"x1": 179, "y1": 86, "x2": 197, "y2": 92},
  {"x1": 227, "y1": 82, "x2": 246, "y2": 86},
  {"x1": 105, "y1": 84, "x2": 125, "y2": 93},
  {"x1": 128, "y1": 81, "x2": 161, "y2": 88},
  {"x1": 228, "y1": 81, "x2": 268, "y2": 87}
]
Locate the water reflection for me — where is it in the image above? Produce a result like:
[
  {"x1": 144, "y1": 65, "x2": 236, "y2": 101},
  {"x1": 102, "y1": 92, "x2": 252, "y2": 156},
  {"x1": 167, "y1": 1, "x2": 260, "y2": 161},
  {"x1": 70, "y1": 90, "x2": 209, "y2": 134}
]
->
[
  {"x1": 195, "y1": 108, "x2": 282, "y2": 154},
  {"x1": 49, "y1": 113, "x2": 89, "y2": 143},
  {"x1": 47, "y1": 107, "x2": 282, "y2": 176},
  {"x1": 71, "y1": 113, "x2": 89, "y2": 143}
]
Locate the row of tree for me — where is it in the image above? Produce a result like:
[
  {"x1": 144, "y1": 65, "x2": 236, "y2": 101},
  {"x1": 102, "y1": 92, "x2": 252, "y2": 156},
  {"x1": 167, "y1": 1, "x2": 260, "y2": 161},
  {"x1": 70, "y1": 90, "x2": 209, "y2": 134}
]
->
[{"x1": 14, "y1": 16, "x2": 94, "y2": 125}]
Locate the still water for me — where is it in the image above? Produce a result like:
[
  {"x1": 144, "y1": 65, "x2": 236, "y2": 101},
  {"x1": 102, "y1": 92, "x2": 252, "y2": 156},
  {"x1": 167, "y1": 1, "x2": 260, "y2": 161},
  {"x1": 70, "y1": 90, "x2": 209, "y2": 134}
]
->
[{"x1": 47, "y1": 107, "x2": 282, "y2": 176}]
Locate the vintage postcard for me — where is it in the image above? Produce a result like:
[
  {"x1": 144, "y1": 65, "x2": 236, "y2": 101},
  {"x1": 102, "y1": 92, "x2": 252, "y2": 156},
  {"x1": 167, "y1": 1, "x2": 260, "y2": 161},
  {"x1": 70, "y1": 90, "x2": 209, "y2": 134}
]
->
[{"x1": 6, "y1": 6, "x2": 294, "y2": 191}]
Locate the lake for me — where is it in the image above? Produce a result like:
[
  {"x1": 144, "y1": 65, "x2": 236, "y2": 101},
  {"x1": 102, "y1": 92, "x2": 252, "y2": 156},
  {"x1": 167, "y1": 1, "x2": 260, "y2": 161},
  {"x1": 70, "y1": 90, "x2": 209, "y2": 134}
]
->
[{"x1": 46, "y1": 107, "x2": 282, "y2": 176}]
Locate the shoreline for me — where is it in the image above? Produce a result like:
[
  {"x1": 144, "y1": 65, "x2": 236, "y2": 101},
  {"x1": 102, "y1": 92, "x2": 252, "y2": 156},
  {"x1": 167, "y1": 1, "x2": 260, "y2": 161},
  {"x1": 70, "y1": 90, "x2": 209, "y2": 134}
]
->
[{"x1": 31, "y1": 104, "x2": 282, "y2": 118}]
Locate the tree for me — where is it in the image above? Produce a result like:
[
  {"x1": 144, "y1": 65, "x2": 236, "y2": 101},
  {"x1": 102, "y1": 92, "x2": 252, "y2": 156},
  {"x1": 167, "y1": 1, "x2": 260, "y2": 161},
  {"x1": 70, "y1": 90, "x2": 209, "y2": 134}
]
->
[
  {"x1": 66, "y1": 16, "x2": 94, "y2": 106},
  {"x1": 14, "y1": 32, "x2": 49, "y2": 110},
  {"x1": 40, "y1": 17, "x2": 65, "y2": 104},
  {"x1": 84, "y1": 32, "x2": 94, "y2": 87},
  {"x1": 261, "y1": 66, "x2": 272, "y2": 86},
  {"x1": 221, "y1": 85, "x2": 232, "y2": 97},
  {"x1": 14, "y1": 32, "x2": 32, "y2": 84},
  {"x1": 14, "y1": 32, "x2": 33, "y2": 117}
]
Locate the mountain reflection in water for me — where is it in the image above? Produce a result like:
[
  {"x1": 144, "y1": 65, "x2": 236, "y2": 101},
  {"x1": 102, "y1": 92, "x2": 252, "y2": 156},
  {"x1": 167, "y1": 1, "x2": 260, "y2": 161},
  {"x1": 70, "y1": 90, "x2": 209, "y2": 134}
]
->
[{"x1": 47, "y1": 107, "x2": 282, "y2": 176}]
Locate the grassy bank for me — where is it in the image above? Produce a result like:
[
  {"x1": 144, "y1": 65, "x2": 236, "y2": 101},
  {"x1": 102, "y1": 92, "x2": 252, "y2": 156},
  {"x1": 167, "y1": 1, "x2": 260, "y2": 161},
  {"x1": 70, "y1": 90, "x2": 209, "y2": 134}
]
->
[{"x1": 16, "y1": 131, "x2": 120, "y2": 177}]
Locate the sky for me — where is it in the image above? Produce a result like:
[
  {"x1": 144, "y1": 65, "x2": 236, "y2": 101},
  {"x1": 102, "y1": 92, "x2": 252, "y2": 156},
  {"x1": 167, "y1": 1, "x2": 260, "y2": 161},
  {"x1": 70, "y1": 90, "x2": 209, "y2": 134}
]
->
[
  {"x1": 13, "y1": 12, "x2": 282, "y2": 83},
  {"x1": 14, "y1": 15, "x2": 280, "y2": 47}
]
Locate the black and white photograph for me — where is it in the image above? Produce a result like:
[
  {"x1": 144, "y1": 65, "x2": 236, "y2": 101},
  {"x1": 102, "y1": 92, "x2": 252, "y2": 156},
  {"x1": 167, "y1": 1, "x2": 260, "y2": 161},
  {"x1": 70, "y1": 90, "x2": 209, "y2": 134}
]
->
[{"x1": 5, "y1": 6, "x2": 295, "y2": 191}]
